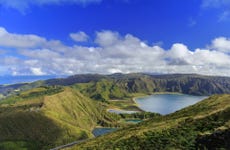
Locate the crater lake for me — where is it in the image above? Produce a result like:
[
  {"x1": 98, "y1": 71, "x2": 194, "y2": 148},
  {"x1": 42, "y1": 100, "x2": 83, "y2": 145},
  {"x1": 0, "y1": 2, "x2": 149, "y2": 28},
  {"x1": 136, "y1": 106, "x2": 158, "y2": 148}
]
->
[{"x1": 135, "y1": 94, "x2": 207, "y2": 115}]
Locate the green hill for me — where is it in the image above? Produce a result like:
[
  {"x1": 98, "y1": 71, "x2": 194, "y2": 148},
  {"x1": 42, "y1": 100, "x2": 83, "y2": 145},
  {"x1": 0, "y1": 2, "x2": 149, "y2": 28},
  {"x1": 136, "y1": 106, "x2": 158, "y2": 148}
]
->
[
  {"x1": 60, "y1": 74, "x2": 230, "y2": 101},
  {"x1": 0, "y1": 74, "x2": 230, "y2": 149},
  {"x1": 70, "y1": 74, "x2": 230, "y2": 103},
  {"x1": 1, "y1": 74, "x2": 230, "y2": 100},
  {"x1": 0, "y1": 86, "x2": 119, "y2": 150},
  {"x1": 67, "y1": 94, "x2": 230, "y2": 150}
]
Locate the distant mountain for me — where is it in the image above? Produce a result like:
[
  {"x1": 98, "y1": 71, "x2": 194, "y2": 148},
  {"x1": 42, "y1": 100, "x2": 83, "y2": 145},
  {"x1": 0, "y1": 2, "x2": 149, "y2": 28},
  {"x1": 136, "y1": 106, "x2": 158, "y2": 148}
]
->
[
  {"x1": 0, "y1": 74, "x2": 230, "y2": 149},
  {"x1": 51, "y1": 73, "x2": 230, "y2": 101},
  {"x1": 0, "y1": 75, "x2": 62, "y2": 85},
  {"x1": 1, "y1": 73, "x2": 230, "y2": 100},
  {"x1": 68, "y1": 94, "x2": 230, "y2": 150},
  {"x1": 46, "y1": 73, "x2": 230, "y2": 96},
  {"x1": 0, "y1": 75, "x2": 63, "y2": 99},
  {"x1": 46, "y1": 74, "x2": 105, "y2": 86}
]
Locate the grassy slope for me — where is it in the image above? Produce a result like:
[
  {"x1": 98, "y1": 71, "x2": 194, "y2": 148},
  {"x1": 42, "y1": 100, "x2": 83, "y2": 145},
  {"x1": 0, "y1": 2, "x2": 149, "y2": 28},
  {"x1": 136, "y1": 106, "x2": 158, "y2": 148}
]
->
[
  {"x1": 72, "y1": 79, "x2": 128, "y2": 102},
  {"x1": 1, "y1": 73, "x2": 230, "y2": 100},
  {"x1": 71, "y1": 74, "x2": 230, "y2": 103},
  {"x1": 67, "y1": 94, "x2": 230, "y2": 150},
  {"x1": 0, "y1": 86, "x2": 119, "y2": 150}
]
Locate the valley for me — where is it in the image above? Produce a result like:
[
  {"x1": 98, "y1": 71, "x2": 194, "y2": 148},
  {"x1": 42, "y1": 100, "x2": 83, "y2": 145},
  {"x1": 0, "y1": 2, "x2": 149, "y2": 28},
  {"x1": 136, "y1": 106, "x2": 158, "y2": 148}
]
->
[
  {"x1": 0, "y1": 73, "x2": 230, "y2": 149},
  {"x1": 66, "y1": 94, "x2": 230, "y2": 150},
  {"x1": 1, "y1": 1, "x2": 230, "y2": 150}
]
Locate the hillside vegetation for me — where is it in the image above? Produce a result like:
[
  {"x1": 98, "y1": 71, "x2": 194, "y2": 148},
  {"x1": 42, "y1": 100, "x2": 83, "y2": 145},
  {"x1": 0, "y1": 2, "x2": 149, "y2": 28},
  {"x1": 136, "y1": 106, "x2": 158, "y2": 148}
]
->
[
  {"x1": 70, "y1": 74, "x2": 230, "y2": 102},
  {"x1": 1, "y1": 74, "x2": 230, "y2": 100},
  {"x1": 67, "y1": 94, "x2": 230, "y2": 150},
  {"x1": 52, "y1": 74, "x2": 230, "y2": 100},
  {"x1": 0, "y1": 74, "x2": 230, "y2": 149},
  {"x1": 0, "y1": 86, "x2": 119, "y2": 150}
]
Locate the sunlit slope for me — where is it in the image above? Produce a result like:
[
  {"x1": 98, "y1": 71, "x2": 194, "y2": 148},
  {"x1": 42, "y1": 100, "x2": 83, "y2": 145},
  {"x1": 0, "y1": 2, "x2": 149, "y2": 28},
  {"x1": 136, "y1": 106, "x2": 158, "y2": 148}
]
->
[
  {"x1": 68, "y1": 94, "x2": 230, "y2": 150},
  {"x1": 72, "y1": 74, "x2": 230, "y2": 102},
  {"x1": 2, "y1": 73, "x2": 230, "y2": 100},
  {"x1": 0, "y1": 86, "x2": 118, "y2": 150}
]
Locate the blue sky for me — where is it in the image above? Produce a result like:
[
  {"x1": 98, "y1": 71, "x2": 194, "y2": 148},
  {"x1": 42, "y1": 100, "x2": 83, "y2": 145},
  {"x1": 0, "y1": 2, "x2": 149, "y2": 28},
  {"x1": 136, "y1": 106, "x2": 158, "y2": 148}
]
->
[{"x1": 0, "y1": 0, "x2": 229, "y2": 77}]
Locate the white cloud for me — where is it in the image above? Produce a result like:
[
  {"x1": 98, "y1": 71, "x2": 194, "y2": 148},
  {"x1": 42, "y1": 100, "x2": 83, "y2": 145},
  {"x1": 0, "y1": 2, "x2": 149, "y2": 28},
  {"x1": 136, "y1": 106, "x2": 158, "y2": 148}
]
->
[
  {"x1": 168, "y1": 43, "x2": 191, "y2": 59},
  {"x1": 0, "y1": 0, "x2": 102, "y2": 12},
  {"x1": 95, "y1": 30, "x2": 121, "y2": 47},
  {"x1": 0, "y1": 27, "x2": 46, "y2": 48},
  {"x1": 0, "y1": 27, "x2": 229, "y2": 76},
  {"x1": 166, "y1": 43, "x2": 192, "y2": 65},
  {"x1": 70, "y1": 31, "x2": 89, "y2": 42},
  {"x1": 107, "y1": 68, "x2": 123, "y2": 74},
  {"x1": 19, "y1": 49, "x2": 61, "y2": 59},
  {"x1": 30, "y1": 67, "x2": 46, "y2": 75},
  {"x1": 193, "y1": 48, "x2": 230, "y2": 66},
  {"x1": 210, "y1": 37, "x2": 230, "y2": 53}
]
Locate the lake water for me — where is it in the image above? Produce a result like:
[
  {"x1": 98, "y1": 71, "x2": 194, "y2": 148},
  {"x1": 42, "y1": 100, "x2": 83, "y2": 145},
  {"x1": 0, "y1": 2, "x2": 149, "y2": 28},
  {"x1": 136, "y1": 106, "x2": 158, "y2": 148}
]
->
[
  {"x1": 125, "y1": 119, "x2": 142, "y2": 124},
  {"x1": 135, "y1": 94, "x2": 207, "y2": 115},
  {"x1": 92, "y1": 128, "x2": 118, "y2": 137}
]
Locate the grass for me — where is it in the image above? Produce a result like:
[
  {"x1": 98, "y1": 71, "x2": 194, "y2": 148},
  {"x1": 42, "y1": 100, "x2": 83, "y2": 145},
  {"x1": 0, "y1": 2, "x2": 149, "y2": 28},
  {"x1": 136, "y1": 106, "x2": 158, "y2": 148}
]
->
[
  {"x1": 66, "y1": 94, "x2": 230, "y2": 150},
  {"x1": 0, "y1": 74, "x2": 229, "y2": 149},
  {"x1": 0, "y1": 141, "x2": 41, "y2": 150},
  {"x1": 71, "y1": 80, "x2": 129, "y2": 102},
  {"x1": 0, "y1": 86, "x2": 121, "y2": 149},
  {"x1": 0, "y1": 86, "x2": 63, "y2": 105},
  {"x1": 108, "y1": 99, "x2": 141, "y2": 111}
]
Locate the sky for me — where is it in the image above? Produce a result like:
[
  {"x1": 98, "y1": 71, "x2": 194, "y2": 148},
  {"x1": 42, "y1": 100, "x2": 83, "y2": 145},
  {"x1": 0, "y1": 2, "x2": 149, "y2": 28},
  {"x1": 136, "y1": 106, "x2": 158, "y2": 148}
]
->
[{"x1": 0, "y1": 0, "x2": 230, "y2": 77}]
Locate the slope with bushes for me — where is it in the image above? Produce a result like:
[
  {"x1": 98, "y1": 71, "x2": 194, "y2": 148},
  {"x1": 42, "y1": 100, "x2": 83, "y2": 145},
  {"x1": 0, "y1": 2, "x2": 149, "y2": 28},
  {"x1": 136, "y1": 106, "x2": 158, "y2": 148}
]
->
[
  {"x1": 1, "y1": 73, "x2": 230, "y2": 100},
  {"x1": 0, "y1": 86, "x2": 119, "y2": 150},
  {"x1": 67, "y1": 94, "x2": 230, "y2": 150},
  {"x1": 70, "y1": 74, "x2": 230, "y2": 103}
]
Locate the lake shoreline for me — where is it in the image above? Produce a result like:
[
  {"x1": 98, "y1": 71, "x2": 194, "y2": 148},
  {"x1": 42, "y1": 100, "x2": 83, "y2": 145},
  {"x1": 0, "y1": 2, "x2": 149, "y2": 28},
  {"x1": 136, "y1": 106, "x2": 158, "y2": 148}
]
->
[
  {"x1": 108, "y1": 92, "x2": 185, "y2": 113},
  {"x1": 134, "y1": 93, "x2": 207, "y2": 115},
  {"x1": 132, "y1": 92, "x2": 184, "y2": 111},
  {"x1": 108, "y1": 92, "x2": 207, "y2": 115},
  {"x1": 107, "y1": 108, "x2": 141, "y2": 114}
]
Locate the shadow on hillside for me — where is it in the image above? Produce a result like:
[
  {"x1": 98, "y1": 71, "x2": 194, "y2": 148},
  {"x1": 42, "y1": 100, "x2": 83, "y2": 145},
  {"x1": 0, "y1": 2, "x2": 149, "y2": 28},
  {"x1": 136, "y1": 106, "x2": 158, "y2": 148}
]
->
[{"x1": 0, "y1": 111, "x2": 63, "y2": 149}]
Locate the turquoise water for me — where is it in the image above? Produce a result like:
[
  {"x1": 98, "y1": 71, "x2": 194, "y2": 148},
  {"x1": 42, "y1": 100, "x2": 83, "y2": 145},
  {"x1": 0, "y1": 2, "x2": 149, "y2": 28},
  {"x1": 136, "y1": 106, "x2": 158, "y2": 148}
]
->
[
  {"x1": 135, "y1": 94, "x2": 207, "y2": 115},
  {"x1": 92, "y1": 128, "x2": 118, "y2": 137},
  {"x1": 125, "y1": 119, "x2": 142, "y2": 124}
]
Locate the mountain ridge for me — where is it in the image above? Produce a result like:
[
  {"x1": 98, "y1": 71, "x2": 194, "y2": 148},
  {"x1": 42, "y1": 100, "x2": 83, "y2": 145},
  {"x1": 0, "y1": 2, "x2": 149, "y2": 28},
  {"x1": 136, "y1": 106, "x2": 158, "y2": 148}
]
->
[
  {"x1": 0, "y1": 74, "x2": 230, "y2": 149},
  {"x1": 1, "y1": 73, "x2": 230, "y2": 100}
]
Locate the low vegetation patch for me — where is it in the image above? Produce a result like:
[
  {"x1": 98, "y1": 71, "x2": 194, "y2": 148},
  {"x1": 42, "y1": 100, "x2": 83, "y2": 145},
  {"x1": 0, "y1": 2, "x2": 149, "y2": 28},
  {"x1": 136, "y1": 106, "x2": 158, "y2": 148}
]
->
[{"x1": 67, "y1": 94, "x2": 230, "y2": 150}]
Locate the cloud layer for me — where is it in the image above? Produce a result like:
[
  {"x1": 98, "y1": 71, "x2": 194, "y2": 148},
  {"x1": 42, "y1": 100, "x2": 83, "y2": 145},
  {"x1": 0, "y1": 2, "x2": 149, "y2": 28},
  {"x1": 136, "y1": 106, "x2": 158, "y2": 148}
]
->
[{"x1": 0, "y1": 27, "x2": 229, "y2": 76}]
